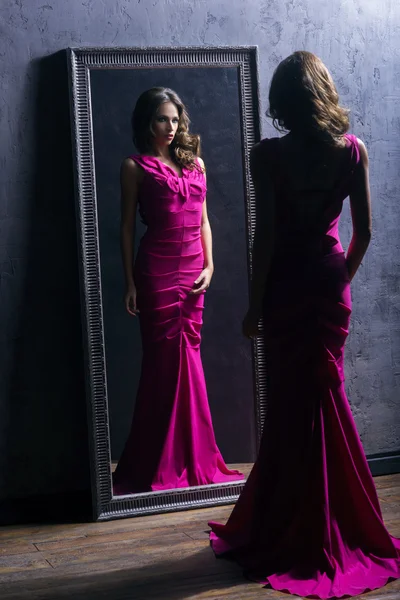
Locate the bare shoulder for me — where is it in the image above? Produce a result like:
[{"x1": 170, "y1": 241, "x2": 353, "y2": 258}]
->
[
  {"x1": 197, "y1": 156, "x2": 205, "y2": 169},
  {"x1": 251, "y1": 137, "x2": 275, "y2": 155},
  {"x1": 250, "y1": 138, "x2": 276, "y2": 180},
  {"x1": 120, "y1": 157, "x2": 144, "y2": 183},
  {"x1": 250, "y1": 138, "x2": 277, "y2": 167},
  {"x1": 121, "y1": 157, "x2": 140, "y2": 174},
  {"x1": 356, "y1": 137, "x2": 369, "y2": 165}
]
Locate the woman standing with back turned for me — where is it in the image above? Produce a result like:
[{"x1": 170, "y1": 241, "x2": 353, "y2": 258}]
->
[{"x1": 209, "y1": 52, "x2": 400, "y2": 598}]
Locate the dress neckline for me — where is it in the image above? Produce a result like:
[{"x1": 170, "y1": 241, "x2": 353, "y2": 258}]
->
[{"x1": 140, "y1": 155, "x2": 185, "y2": 179}]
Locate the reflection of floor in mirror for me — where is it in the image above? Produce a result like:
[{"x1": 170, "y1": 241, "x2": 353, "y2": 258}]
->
[
  {"x1": 111, "y1": 462, "x2": 254, "y2": 480},
  {"x1": 0, "y1": 473, "x2": 399, "y2": 600}
]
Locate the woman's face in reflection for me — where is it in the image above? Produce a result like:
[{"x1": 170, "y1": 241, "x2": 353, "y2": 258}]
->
[{"x1": 151, "y1": 101, "x2": 180, "y2": 148}]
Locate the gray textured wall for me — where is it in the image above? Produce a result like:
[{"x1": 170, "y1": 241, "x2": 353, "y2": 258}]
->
[{"x1": 0, "y1": 0, "x2": 399, "y2": 501}]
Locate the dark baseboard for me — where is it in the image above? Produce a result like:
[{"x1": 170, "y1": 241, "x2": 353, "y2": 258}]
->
[
  {"x1": 0, "y1": 489, "x2": 92, "y2": 526},
  {"x1": 367, "y1": 451, "x2": 400, "y2": 477}
]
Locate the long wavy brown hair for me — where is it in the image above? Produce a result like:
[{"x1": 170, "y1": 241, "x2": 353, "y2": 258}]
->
[
  {"x1": 131, "y1": 87, "x2": 202, "y2": 171},
  {"x1": 268, "y1": 51, "x2": 350, "y2": 145}
]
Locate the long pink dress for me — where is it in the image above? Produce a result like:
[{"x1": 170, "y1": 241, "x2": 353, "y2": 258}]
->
[
  {"x1": 112, "y1": 155, "x2": 243, "y2": 494},
  {"x1": 209, "y1": 135, "x2": 400, "y2": 598}
]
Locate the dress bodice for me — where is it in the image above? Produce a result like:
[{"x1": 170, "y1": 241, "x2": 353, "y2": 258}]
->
[{"x1": 130, "y1": 155, "x2": 207, "y2": 229}]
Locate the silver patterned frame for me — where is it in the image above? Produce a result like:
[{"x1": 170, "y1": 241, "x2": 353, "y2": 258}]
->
[{"x1": 67, "y1": 46, "x2": 266, "y2": 521}]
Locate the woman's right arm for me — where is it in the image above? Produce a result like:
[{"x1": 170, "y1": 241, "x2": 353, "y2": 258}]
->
[
  {"x1": 346, "y1": 139, "x2": 372, "y2": 281},
  {"x1": 120, "y1": 158, "x2": 140, "y2": 316}
]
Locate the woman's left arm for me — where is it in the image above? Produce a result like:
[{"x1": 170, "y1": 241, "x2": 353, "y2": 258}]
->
[{"x1": 190, "y1": 158, "x2": 214, "y2": 294}]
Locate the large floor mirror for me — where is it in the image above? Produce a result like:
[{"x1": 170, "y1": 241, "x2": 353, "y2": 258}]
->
[{"x1": 68, "y1": 46, "x2": 265, "y2": 521}]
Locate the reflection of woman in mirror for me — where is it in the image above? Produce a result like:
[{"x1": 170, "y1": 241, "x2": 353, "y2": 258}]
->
[
  {"x1": 112, "y1": 87, "x2": 243, "y2": 494},
  {"x1": 209, "y1": 52, "x2": 400, "y2": 596}
]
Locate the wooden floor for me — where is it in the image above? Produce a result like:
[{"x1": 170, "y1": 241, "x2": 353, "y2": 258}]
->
[{"x1": 0, "y1": 474, "x2": 399, "y2": 600}]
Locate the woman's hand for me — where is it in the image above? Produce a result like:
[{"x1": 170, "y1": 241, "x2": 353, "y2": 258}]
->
[
  {"x1": 242, "y1": 308, "x2": 262, "y2": 339},
  {"x1": 125, "y1": 284, "x2": 139, "y2": 316},
  {"x1": 190, "y1": 266, "x2": 214, "y2": 295}
]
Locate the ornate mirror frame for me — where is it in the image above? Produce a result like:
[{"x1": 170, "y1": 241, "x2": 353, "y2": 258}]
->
[{"x1": 67, "y1": 46, "x2": 266, "y2": 521}]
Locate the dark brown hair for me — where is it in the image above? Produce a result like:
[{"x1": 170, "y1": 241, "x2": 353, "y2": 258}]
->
[
  {"x1": 268, "y1": 51, "x2": 350, "y2": 144},
  {"x1": 131, "y1": 87, "x2": 202, "y2": 170}
]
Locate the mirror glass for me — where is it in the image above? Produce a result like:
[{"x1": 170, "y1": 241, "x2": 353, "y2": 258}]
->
[{"x1": 90, "y1": 66, "x2": 257, "y2": 497}]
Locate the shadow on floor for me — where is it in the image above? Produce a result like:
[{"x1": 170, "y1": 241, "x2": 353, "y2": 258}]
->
[{"x1": 2, "y1": 546, "x2": 269, "y2": 600}]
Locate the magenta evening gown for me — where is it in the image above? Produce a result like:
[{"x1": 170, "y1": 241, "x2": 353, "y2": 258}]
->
[
  {"x1": 209, "y1": 135, "x2": 400, "y2": 598},
  {"x1": 112, "y1": 155, "x2": 243, "y2": 494}
]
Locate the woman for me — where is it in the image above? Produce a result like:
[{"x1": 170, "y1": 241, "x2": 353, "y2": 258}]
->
[
  {"x1": 209, "y1": 52, "x2": 400, "y2": 598},
  {"x1": 112, "y1": 87, "x2": 243, "y2": 494}
]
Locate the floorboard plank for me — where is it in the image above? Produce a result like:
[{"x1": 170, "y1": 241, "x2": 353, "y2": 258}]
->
[{"x1": 0, "y1": 552, "x2": 52, "y2": 574}]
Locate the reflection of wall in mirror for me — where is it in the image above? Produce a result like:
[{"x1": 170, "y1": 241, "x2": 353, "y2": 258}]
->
[{"x1": 90, "y1": 66, "x2": 256, "y2": 467}]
